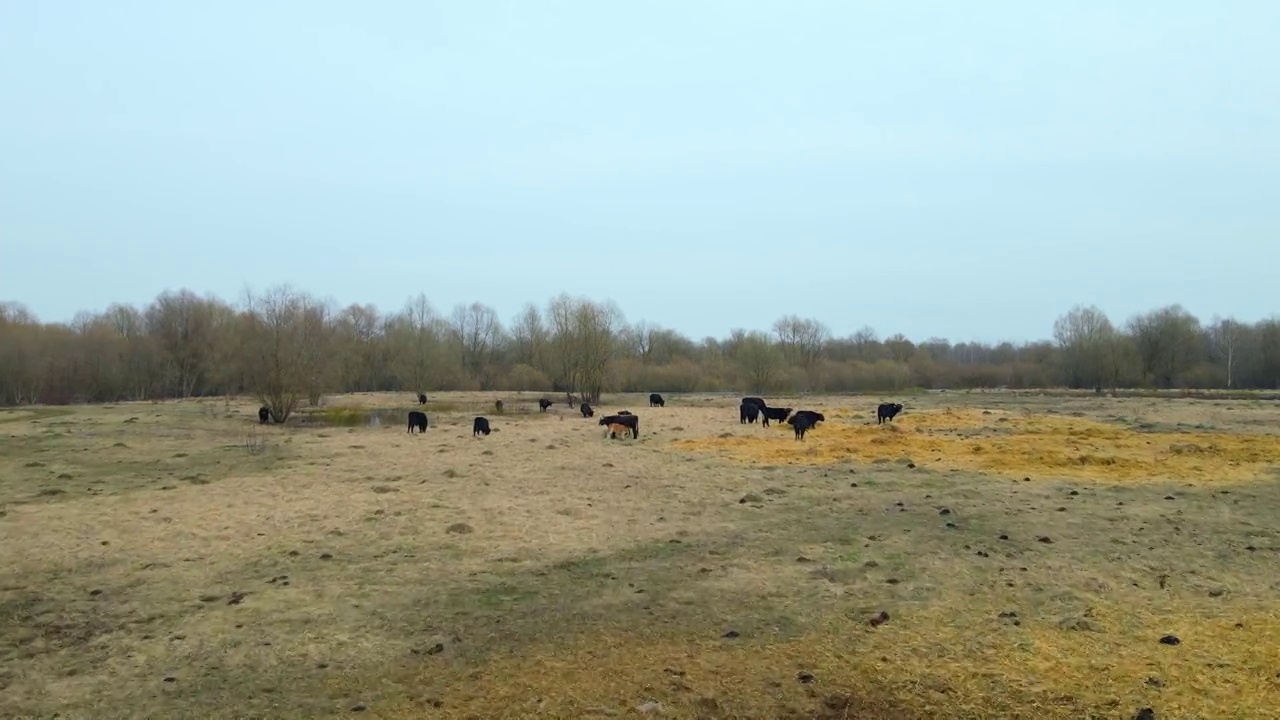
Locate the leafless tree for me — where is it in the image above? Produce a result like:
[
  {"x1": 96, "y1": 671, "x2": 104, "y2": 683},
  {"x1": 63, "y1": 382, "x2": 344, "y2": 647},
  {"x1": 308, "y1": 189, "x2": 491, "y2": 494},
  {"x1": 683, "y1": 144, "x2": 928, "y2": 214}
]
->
[
  {"x1": 731, "y1": 330, "x2": 781, "y2": 392},
  {"x1": 388, "y1": 293, "x2": 448, "y2": 393},
  {"x1": 545, "y1": 294, "x2": 622, "y2": 403},
  {"x1": 1127, "y1": 305, "x2": 1203, "y2": 388},
  {"x1": 238, "y1": 285, "x2": 331, "y2": 422},
  {"x1": 510, "y1": 301, "x2": 547, "y2": 370},
  {"x1": 851, "y1": 325, "x2": 879, "y2": 361},
  {"x1": 1207, "y1": 316, "x2": 1243, "y2": 388},
  {"x1": 450, "y1": 302, "x2": 503, "y2": 388},
  {"x1": 144, "y1": 289, "x2": 219, "y2": 397},
  {"x1": 1053, "y1": 304, "x2": 1118, "y2": 390},
  {"x1": 772, "y1": 315, "x2": 830, "y2": 368}
]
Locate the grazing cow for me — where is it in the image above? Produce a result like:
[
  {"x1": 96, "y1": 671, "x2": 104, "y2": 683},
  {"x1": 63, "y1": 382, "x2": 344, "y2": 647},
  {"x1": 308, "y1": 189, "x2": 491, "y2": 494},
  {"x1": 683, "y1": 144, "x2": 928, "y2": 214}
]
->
[
  {"x1": 598, "y1": 414, "x2": 640, "y2": 439},
  {"x1": 742, "y1": 397, "x2": 767, "y2": 411},
  {"x1": 740, "y1": 402, "x2": 760, "y2": 424},
  {"x1": 580, "y1": 402, "x2": 594, "y2": 418},
  {"x1": 417, "y1": 393, "x2": 427, "y2": 405},
  {"x1": 495, "y1": 399, "x2": 504, "y2": 413},
  {"x1": 538, "y1": 398, "x2": 553, "y2": 412},
  {"x1": 760, "y1": 406, "x2": 792, "y2": 427},
  {"x1": 258, "y1": 406, "x2": 270, "y2": 424},
  {"x1": 472, "y1": 416, "x2": 491, "y2": 436},
  {"x1": 606, "y1": 423, "x2": 631, "y2": 439},
  {"x1": 649, "y1": 393, "x2": 665, "y2": 407},
  {"x1": 787, "y1": 413, "x2": 816, "y2": 440},
  {"x1": 877, "y1": 402, "x2": 904, "y2": 424},
  {"x1": 407, "y1": 410, "x2": 428, "y2": 434},
  {"x1": 792, "y1": 410, "x2": 825, "y2": 426}
]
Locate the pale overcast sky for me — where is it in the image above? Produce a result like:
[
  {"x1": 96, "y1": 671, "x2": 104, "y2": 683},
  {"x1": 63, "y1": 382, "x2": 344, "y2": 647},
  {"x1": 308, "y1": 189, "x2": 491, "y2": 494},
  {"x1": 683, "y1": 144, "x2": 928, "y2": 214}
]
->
[{"x1": 1, "y1": 1, "x2": 1276, "y2": 343}]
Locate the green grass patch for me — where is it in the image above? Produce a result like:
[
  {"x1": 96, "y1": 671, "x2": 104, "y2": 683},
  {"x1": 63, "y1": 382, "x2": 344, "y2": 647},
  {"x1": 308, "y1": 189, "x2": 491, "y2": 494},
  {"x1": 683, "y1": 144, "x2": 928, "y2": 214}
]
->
[{"x1": 0, "y1": 407, "x2": 76, "y2": 425}]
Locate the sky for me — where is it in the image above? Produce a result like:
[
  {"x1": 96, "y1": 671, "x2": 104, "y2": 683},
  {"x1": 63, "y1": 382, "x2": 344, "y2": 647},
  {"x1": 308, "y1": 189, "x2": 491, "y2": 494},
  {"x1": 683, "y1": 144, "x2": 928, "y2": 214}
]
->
[{"x1": 2, "y1": 1, "x2": 1277, "y2": 344}]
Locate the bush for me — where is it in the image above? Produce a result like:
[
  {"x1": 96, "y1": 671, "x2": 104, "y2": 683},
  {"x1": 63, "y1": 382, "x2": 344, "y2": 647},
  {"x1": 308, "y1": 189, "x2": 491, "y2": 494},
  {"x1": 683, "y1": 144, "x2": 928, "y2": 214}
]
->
[{"x1": 498, "y1": 364, "x2": 553, "y2": 391}]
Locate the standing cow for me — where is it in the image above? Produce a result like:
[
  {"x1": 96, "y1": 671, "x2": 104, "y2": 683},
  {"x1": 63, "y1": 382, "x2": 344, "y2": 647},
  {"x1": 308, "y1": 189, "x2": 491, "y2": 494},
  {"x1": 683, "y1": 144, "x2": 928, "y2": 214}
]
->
[
  {"x1": 792, "y1": 410, "x2": 825, "y2": 426},
  {"x1": 787, "y1": 413, "x2": 816, "y2": 440},
  {"x1": 760, "y1": 406, "x2": 791, "y2": 427},
  {"x1": 407, "y1": 410, "x2": 429, "y2": 434},
  {"x1": 538, "y1": 398, "x2": 553, "y2": 412},
  {"x1": 580, "y1": 402, "x2": 594, "y2": 418},
  {"x1": 473, "y1": 416, "x2": 491, "y2": 436},
  {"x1": 877, "y1": 403, "x2": 904, "y2": 424},
  {"x1": 598, "y1": 414, "x2": 639, "y2": 439},
  {"x1": 258, "y1": 406, "x2": 271, "y2": 424},
  {"x1": 649, "y1": 393, "x2": 665, "y2": 407},
  {"x1": 740, "y1": 402, "x2": 760, "y2": 424},
  {"x1": 417, "y1": 393, "x2": 427, "y2": 405}
]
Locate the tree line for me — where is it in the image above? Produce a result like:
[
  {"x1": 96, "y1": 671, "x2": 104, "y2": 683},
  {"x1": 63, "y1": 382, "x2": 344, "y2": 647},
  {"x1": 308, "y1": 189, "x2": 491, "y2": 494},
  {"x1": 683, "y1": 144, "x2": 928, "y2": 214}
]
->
[{"x1": 1, "y1": 287, "x2": 1277, "y2": 419}]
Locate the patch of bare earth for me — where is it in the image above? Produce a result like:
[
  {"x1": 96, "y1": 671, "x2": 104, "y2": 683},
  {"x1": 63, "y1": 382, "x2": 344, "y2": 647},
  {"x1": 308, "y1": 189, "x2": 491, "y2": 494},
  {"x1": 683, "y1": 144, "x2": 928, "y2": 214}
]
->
[{"x1": 1, "y1": 391, "x2": 1278, "y2": 719}]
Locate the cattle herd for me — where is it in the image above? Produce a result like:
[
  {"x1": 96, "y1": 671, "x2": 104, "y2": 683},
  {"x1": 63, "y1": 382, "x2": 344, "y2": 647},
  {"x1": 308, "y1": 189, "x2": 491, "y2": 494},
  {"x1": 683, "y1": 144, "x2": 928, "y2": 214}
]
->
[{"x1": 256, "y1": 394, "x2": 906, "y2": 442}]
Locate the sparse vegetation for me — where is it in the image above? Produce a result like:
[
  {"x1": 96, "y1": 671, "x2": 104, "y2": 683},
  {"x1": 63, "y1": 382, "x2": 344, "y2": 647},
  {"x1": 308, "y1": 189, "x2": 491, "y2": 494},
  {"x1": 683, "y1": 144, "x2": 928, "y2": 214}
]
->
[{"x1": 1, "y1": 391, "x2": 1278, "y2": 719}]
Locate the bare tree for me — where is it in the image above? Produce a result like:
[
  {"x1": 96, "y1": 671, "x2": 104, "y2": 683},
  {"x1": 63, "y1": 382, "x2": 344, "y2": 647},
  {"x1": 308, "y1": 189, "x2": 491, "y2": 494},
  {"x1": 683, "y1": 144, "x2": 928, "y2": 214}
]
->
[
  {"x1": 731, "y1": 330, "x2": 781, "y2": 392},
  {"x1": 238, "y1": 285, "x2": 330, "y2": 422},
  {"x1": 1053, "y1": 304, "x2": 1117, "y2": 390},
  {"x1": 883, "y1": 334, "x2": 916, "y2": 363},
  {"x1": 1253, "y1": 318, "x2": 1280, "y2": 390},
  {"x1": 624, "y1": 321, "x2": 657, "y2": 364},
  {"x1": 1127, "y1": 305, "x2": 1203, "y2": 388},
  {"x1": 545, "y1": 294, "x2": 622, "y2": 403},
  {"x1": 1207, "y1": 316, "x2": 1243, "y2": 388},
  {"x1": 851, "y1": 325, "x2": 880, "y2": 361},
  {"x1": 298, "y1": 296, "x2": 336, "y2": 406},
  {"x1": 334, "y1": 303, "x2": 385, "y2": 391},
  {"x1": 509, "y1": 301, "x2": 547, "y2": 370},
  {"x1": 0, "y1": 302, "x2": 45, "y2": 404},
  {"x1": 772, "y1": 315, "x2": 830, "y2": 368},
  {"x1": 388, "y1": 293, "x2": 447, "y2": 393},
  {"x1": 450, "y1": 302, "x2": 503, "y2": 389},
  {"x1": 144, "y1": 289, "x2": 218, "y2": 397}
]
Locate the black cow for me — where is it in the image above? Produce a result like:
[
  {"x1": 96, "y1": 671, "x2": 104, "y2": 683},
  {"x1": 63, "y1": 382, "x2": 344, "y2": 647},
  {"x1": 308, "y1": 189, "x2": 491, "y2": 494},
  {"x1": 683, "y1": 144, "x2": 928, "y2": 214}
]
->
[
  {"x1": 407, "y1": 410, "x2": 428, "y2": 434},
  {"x1": 877, "y1": 403, "x2": 904, "y2": 424},
  {"x1": 760, "y1": 406, "x2": 792, "y2": 427},
  {"x1": 598, "y1": 414, "x2": 639, "y2": 439},
  {"x1": 417, "y1": 393, "x2": 427, "y2": 405},
  {"x1": 538, "y1": 398, "x2": 553, "y2": 412},
  {"x1": 257, "y1": 406, "x2": 270, "y2": 424},
  {"x1": 473, "y1": 416, "x2": 491, "y2": 436},
  {"x1": 580, "y1": 402, "x2": 594, "y2": 418},
  {"x1": 792, "y1": 410, "x2": 825, "y2": 426},
  {"x1": 740, "y1": 402, "x2": 760, "y2": 424},
  {"x1": 787, "y1": 413, "x2": 816, "y2": 440},
  {"x1": 649, "y1": 393, "x2": 665, "y2": 407},
  {"x1": 742, "y1": 397, "x2": 767, "y2": 411}
]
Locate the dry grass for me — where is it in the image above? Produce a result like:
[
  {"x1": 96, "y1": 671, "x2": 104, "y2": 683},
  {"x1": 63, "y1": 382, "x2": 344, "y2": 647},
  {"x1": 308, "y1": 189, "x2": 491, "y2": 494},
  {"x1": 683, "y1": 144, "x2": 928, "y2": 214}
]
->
[
  {"x1": 673, "y1": 406, "x2": 1280, "y2": 484},
  {"x1": 2, "y1": 391, "x2": 1279, "y2": 719}
]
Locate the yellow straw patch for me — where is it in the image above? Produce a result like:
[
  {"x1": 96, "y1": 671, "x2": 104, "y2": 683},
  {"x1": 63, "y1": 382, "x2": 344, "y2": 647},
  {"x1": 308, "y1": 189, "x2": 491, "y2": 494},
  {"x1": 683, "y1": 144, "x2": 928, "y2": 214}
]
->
[{"x1": 671, "y1": 408, "x2": 1280, "y2": 483}]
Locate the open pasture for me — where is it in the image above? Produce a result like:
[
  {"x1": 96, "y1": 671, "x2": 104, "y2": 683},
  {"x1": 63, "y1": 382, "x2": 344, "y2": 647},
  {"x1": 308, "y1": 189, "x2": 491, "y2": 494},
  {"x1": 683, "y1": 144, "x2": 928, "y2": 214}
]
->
[{"x1": 2, "y1": 391, "x2": 1279, "y2": 719}]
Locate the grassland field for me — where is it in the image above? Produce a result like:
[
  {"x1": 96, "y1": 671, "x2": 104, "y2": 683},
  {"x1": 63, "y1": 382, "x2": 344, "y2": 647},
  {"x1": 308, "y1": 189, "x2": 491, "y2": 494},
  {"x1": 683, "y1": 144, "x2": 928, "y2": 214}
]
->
[{"x1": 2, "y1": 390, "x2": 1280, "y2": 720}]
